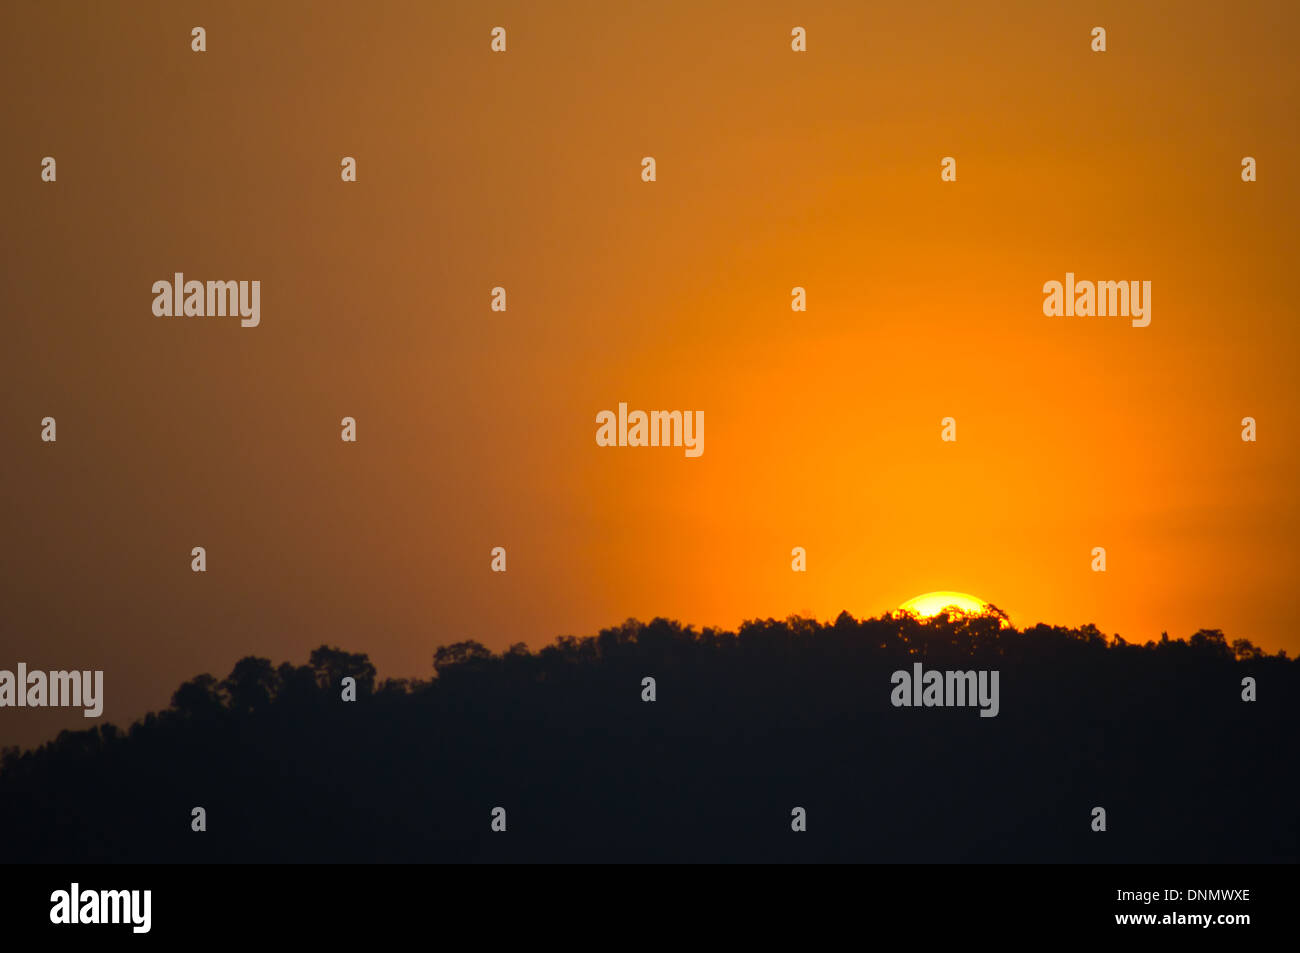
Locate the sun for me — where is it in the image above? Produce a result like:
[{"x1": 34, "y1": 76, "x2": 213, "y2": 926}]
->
[{"x1": 898, "y1": 590, "x2": 991, "y2": 619}]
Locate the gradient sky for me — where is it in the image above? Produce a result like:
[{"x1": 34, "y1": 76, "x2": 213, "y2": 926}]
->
[{"x1": 2, "y1": 0, "x2": 1297, "y2": 748}]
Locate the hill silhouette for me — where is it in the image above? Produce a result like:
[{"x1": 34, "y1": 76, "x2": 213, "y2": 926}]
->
[{"x1": 1, "y1": 611, "x2": 1296, "y2": 863}]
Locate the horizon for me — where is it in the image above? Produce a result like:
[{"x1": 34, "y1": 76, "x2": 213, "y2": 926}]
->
[
  {"x1": 0, "y1": 594, "x2": 1290, "y2": 751},
  {"x1": 3, "y1": 606, "x2": 1286, "y2": 755}
]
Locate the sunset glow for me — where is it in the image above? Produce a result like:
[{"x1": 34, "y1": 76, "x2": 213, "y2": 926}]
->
[
  {"x1": 899, "y1": 591, "x2": 991, "y2": 619},
  {"x1": 1, "y1": 1, "x2": 1296, "y2": 755}
]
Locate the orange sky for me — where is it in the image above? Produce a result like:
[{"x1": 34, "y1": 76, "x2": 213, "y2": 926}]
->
[{"x1": 2, "y1": 0, "x2": 1297, "y2": 748}]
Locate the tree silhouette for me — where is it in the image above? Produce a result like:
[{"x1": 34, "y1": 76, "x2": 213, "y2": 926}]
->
[
  {"x1": 170, "y1": 673, "x2": 224, "y2": 720},
  {"x1": 221, "y1": 656, "x2": 278, "y2": 714},
  {"x1": 309, "y1": 645, "x2": 376, "y2": 697},
  {"x1": 0, "y1": 614, "x2": 1295, "y2": 864}
]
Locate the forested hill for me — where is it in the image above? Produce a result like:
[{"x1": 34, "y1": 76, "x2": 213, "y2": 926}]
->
[{"x1": 2, "y1": 613, "x2": 1296, "y2": 863}]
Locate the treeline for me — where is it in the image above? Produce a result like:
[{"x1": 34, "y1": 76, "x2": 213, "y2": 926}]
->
[{"x1": 1, "y1": 612, "x2": 1296, "y2": 863}]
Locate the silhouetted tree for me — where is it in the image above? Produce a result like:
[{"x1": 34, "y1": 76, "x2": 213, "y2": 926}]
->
[
  {"x1": 170, "y1": 673, "x2": 224, "y2": 719},
  {"x1": 222, "y1": 656, "x2": 279, "y2": 714},
  {"x1": 433, "y1": 640, "x2": 493, "y2": 675},
  {"x1": 309, "y1": 645, "x2": 376, "y2": 697},
  {"x1": 1189, "y1": 628, "x2": 1233, "y2": 660}
]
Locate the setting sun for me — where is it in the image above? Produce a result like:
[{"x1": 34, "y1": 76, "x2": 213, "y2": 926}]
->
[{"x1": 899, "y1": 591, "x2": 991, "y2": 619}]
